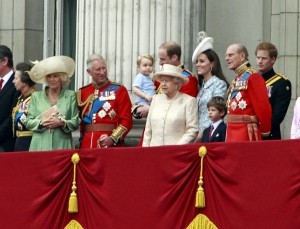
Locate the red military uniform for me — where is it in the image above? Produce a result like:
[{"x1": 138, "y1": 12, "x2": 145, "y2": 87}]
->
[
  {"x1": 77, "y1": 81, "x2": 132, "y2": 148},
  {"x1": 226, "y1": 62, "x2": 272, "y2": 142}
]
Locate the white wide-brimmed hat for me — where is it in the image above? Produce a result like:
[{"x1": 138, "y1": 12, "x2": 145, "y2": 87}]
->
[
  {"x1": 28, "y1": 56, "x2": 75, "y2": 84},
  {"x1": 153, "y1": 64, "x2": 189, "y2": 84},
  {"x1": 192, "y1": 37, "x2": 214, "y2": 63}
]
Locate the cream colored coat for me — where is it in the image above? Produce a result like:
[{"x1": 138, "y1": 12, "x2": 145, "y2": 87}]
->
[{"x1": 143, "y1": 92, "x2": 198, "y2": 146}]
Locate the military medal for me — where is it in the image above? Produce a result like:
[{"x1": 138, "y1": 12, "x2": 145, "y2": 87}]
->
[
  {"x1": 108, "y1": 109, "x2": 116, "y2": 119},
  {"x1": 267, "y1": 86, "x2": 272, "y2": 98}
]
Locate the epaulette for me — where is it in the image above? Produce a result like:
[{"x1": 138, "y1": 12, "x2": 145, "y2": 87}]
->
[
  {"x1": 275, "y1": 73, "x2": 288, "y2": 80},
  {"x1": 79, "y1": 84, "x2": 90, "y2": 90},
  {"x1": 246, "y1": 66, "x2": 257, "y2": 74},
  {"x1": 266, "y1": 73, "x2": 288, "y2": 87}
]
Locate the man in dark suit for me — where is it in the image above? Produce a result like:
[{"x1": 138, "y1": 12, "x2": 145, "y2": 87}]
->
[
  {"x1": 201, "y1": 96, "x2": 227, "y2": 143},
  {"x1": 0, "y1": 45, "x2": 20, "y2": 151},
  {"x1": 255, "y1": 42, "x2": 291, "y2": 140}
]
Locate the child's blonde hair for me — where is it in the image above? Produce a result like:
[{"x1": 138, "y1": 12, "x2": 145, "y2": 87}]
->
[{"x1": 136, "y1": 54, "x2": 154, "y2": 66}]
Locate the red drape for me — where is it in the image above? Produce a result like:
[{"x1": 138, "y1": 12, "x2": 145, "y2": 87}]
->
[{"x1": 0, "y1": 140, "x2": 299, "y2": 229}]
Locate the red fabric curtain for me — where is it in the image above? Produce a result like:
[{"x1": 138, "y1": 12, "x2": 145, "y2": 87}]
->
[{"x1": 0, "y1": 140, "x2": 300, "y2": 228}]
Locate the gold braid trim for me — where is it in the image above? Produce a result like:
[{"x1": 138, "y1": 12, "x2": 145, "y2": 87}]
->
[
  {"x1": 77, "y1": 90, "x2": 94, "y2": 119},
  {"x1": 110, "y1": 125, "x2": 128, "y2": 143},
  {"x1": 196, "y1": 146, "x2": 207, "y2": 208},
  {"x1": 186, "y1": 214, "x2": 218, "y2": 229},
  {"x1": 12, "y1": 95, "x2": 32, "y2": 137},
  {"x1": 68, "y1": 153, "x2": 80, "y2": 213},
  {"x1": 266, "y1": 73, "x2": 288, "y2": 87},
  {"x1": 64, "y1": 220, "x2": 84, "y2": 229}
]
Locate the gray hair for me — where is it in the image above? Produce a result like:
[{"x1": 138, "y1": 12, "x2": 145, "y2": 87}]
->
[
  {"x1": 236, "y1": 44, "x2": 249, "y2": 60},
  {"x1": 173, "y1": 77, "x2": 183, "y2": 90},
  {"x1": 86, "y1": 54, "x2": 106, "y2": 69}
]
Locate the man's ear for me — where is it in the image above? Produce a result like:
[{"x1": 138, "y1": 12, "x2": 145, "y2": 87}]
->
[{"x1": 171, "y1": 54, "x2": 179, "y2": 62}]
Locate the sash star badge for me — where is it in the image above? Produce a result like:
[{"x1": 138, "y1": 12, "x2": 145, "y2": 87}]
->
[
  {"x1": 231, "y1": 101, "x2": 237, "y2": 110},
  {"x1": 103, "y1": 101, "x2": 111, "y2": 111},
  {"x1": 98, "y1": 110, "x2": 107, "y2": 119},
  {"x1": 238, "y1": 99, "x2": 247, "y2": 110},
  {"x1": 236, "y1": 92, "x2": 242, "y2": 101}
]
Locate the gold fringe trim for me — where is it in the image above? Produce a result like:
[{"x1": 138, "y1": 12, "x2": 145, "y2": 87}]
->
[
  {"x1": 64, "y1": 220, "x2": 84, "y2": 229},
  {"x1": 196, "y1": 146, "x2": 207, "y2": 208},
  {"x1": 77, "y1": 91, "x2": 94, "y2": 119},
  {"x1": 68, "y1": 153, "x2": 80, "y2": 213},
  {"x1": 186, "y1": 214, "x2": 218, "y2": 229}
]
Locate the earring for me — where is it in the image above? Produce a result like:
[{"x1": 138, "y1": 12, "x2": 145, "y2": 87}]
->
[{"x1": 210, "y1": 66, "x2": 213, "y2": 71}]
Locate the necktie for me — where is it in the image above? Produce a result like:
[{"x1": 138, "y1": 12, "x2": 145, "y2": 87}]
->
[
  {"x1": 0, "y1": 79, "x2": 3, "y2": 91},
  {"x1": 209, "y1": 125, "x2": 214, "y2": 138}
]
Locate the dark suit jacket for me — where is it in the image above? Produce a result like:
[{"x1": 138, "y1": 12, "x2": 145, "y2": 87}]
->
[
  {"x1": 201, "y1": 121, "x2": 226, "y2": 143},
  {"x1": 0, "y1": 73, "x2": 20, "y2": 151}
]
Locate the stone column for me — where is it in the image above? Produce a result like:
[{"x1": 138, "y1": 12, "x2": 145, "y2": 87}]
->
[
  {"x1": 75, "y1": 0, "x2": 205, "y2": 92},
  {"x1": 270, "y1": 0, "x2": 299, "y2": 138}
]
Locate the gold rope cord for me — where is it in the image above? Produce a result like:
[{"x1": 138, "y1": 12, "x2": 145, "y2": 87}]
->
[
  {"x1": 195, "y1": 146, "x2": 207, "y2": 208},
  {"x1": 68, "y1": 153, "x2": 80, "y2": 213},
  {"x1": 186, "y1": 214, "x2": 218, "y2": 229}
]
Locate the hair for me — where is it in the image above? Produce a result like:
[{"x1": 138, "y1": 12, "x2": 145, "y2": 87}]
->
[
  {"x1": 136, "y1": 54, "x2": 154, "y2": 66},
  {"x1": 235, "y1": 44, "x2": 249, "y2": 60},
  {"x1": 86, "y1": 54, "x2": 106, "y2": 69},
  {"x1": 198, "y1": 49, "x2": 229, "y2": 87},
  {"x1": 159, "y1": 41, "x2": 181, "y2": 60},
  {"x1": 15, "y1": 62, "x2": 35, "y2": 87},
  {"x1": 255, "y1": 42, "x2": 278, "y2": 59},
  {"x1": 0, "y1": 45, "x2": 13, "y2": 67},
  {"x1": 45, "y1": 72, "x2": 70, "y2": 86},
  {"x1": 207, "y1": 96, "x2": 227, "y2": 117},
  {"x1": 173, "y1": 77, "x2": 183, "y2": 90}
]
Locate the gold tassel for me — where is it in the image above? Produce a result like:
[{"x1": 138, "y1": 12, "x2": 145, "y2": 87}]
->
[
  {"x1": 195, "y1": 146, "x2": 207, "y2": 208},
  {"x1": 68, "y1": 153, "x2": 80, "y2": 213}
]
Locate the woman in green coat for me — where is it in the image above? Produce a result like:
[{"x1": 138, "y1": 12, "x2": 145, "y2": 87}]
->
[{"x1": 26, "y1": 56, "x2": 79, "y2": 151}]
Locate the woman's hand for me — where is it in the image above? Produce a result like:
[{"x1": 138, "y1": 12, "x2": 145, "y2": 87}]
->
[{"x1": 42, "y1": 117, "x2": 65, "y2": 130}]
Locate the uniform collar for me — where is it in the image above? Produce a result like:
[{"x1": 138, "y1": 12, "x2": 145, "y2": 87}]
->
[
  {"x1": 260, "y1": 68, "x2": 275, "y2": 81},
  {"x1": 92, "y1": 79, "x2": 110, "y2": 89},
  {"x1": 234, "y1": 61, "x2": 250, "y2": 76}
]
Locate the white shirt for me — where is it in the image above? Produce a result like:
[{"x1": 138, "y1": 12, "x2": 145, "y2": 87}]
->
[{"x1": 1, "y1": 70, "x2": 14, "y2": 89}]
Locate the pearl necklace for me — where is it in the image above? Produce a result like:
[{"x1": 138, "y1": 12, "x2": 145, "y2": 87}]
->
[{"x1": 49, "y1": 90, "x2": 58, "y2": 105}]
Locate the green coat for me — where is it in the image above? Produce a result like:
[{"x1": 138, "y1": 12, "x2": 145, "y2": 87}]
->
[{"x1": 26, "y1": 89, "x2": 79, "y2": 151}]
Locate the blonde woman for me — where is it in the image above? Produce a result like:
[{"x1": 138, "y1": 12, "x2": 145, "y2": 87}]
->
[{"x1": 26, "y1": 56, "x2": 79, "y2": 151}]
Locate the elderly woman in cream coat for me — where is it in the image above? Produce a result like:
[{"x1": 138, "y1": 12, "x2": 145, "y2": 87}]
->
[{"x1": 142, "y1": 64, "x2": 198, "y2": 146}]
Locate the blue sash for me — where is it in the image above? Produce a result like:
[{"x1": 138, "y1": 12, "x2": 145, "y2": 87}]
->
[
  {"x1": 83, "y1": 84, "x2": 120, "y2": 124},
  {"x1": 230, "y1": 72, "x2": 250, "y2": 100},
  {"x1": 14, "y1": 112, "x2": 23, "y2": 127},
  {"x1": 182, "y1": 70, "x2": 190, "y2": 77}
]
